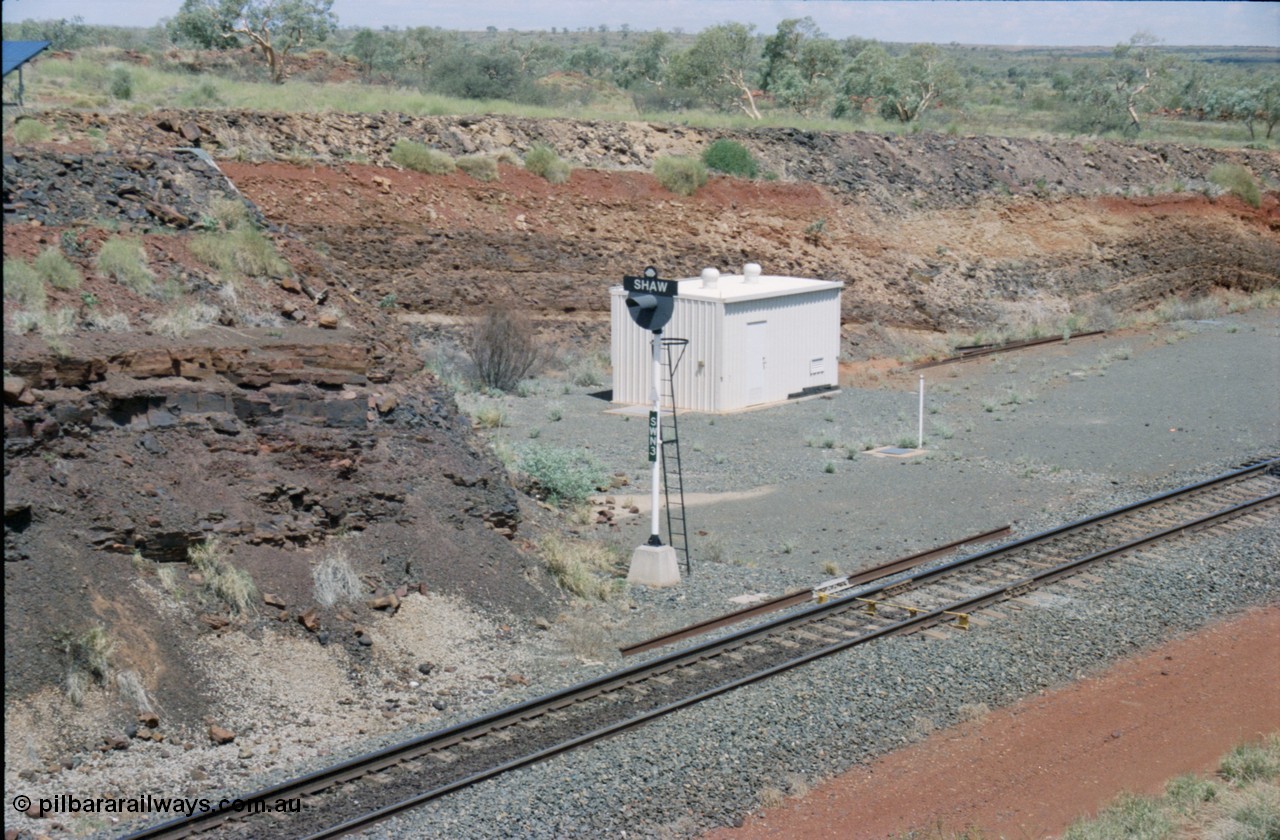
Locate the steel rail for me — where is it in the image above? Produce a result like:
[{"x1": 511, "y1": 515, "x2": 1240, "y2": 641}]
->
[
  {"x1": 910, "y1": 330, "x2": 1107, "y2": 370},
  {"x1": 618, "y1": 524, "x2": 1012, "y2": 657},
  {"x1": 304, "y1": 487, "x2": 1280, "y2": 840},
  {"x1": 122, "y1": 457, "x2": 1278, "y2": 840}
]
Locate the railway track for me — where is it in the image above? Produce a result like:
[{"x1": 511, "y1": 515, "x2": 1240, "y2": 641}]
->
[{"x1": 125, "y1": 457, "x2": 1280, "y2": 840}]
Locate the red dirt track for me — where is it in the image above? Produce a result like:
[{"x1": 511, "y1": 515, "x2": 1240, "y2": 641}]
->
[{"x1": 706, "y1": 607, "x2": 1280, "y2": 840}]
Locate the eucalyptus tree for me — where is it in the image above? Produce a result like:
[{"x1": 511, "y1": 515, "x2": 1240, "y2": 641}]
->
[
  {"x1": 668, "y1": 22, "x2": 764, "y2": 119},
  {"x1": 761, "y1": 17, "x2": 843, "y2": 117},
  {"x1": 1195, "y1": 68, "x2": 1280, "y2": 140},
  {"x1": 172, "y1": 0, "x2": 337, "y2": 83},
  {"x1": 840, "y1": 42, "x2": 960, "y2": 123}
]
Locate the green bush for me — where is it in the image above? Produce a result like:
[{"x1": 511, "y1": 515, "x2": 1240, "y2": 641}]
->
[
  {"x1": 523, "y1": 143, "x2": 571, "y2": 184},
  {"x1": 10, "y1": 119, "x2": 51, "y2": 144},
  {"x1": 518, "y1": 444, "x2": 607, "y2": 506},
  {"x1": 96, "y1": 237, "x2": 155, "y2": 294},
  {"x1": 457, "y1": 153, "x2": 500, "y2": 182},
  {"x1": 178, "y1": 80, "x2": 223, "y2": 108},
  {"x1": 34, "y1": 247, "x2": 82, "y2": 290},
  {"x1": 654, "y1": 155, "x2": 708, "y2": 196},
  {"x1": 1209, "y1": 163, "x2": 1261, "y2": 209},
  {"x1": 702, "y1": 138, "x2": 758, "y2": 178},
  {"x1": 109, "y1": 67, "x2": 133, "y2": 100},
  {"x1": 3, "y1": 258, "x2": 46, "y2": 308},
  {"x1": 390, "y1": 139, "x2": 456, "y2": 174}
]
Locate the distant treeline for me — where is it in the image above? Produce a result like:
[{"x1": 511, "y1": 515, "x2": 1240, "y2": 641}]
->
[{"x1": 4, "y1": 14, "x2": 1278, "y2": 139}]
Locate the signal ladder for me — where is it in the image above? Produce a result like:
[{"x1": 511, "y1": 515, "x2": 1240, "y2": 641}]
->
[{"x1": 658, "y1": 337, "x2": 691, "y2": 575}]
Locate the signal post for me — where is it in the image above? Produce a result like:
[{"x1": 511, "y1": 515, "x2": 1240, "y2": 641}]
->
[{"x1": 622, "y1": 268, "x2": 682, "y2": 587}]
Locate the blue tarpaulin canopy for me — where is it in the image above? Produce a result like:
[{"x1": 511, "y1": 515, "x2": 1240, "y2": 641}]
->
[
  {"x1": 3, "y1": 40, "x2": 50, "y2": 105},
  {"x1": 3, "y1": 41, "x2": 51, "y2": 77}
]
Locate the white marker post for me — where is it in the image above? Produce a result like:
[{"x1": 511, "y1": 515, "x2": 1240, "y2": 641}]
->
[
  {"x1": 647, "y1": 331, "x2": 663, "y2": 546},
  {"x1": 918, "y1": 374, "x2": 925, "y2": 449}
]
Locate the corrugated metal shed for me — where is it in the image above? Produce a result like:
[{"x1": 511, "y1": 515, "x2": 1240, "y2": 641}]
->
[{"x1": 611, "y1": 265, "x2": 843, "y2": 413}]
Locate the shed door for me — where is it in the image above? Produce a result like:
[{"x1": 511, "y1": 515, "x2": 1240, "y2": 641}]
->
[{"x1": 746, "y1": 320, "x2": 767, "y2": 405}]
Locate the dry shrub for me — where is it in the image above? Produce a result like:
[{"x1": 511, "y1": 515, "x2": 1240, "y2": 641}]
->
[
  {"x1": 457, "y1": 154, "x2": 500, "y2": 182},
  {"x1": 523, "y1": 143, "x2": 570, "y2": 184},
  {"x1": 467, "y1": 306, "x2": 543, "y2": 392},
  {"x1": 312, "y1": 545, "x2": 364, "y2": 607},
  {"x1": 3, "y1": 258, "x2": 45, "y2": 308},
  {"x1": 390, "y1": 139, "x2": 455, "y2": 174},
  {"x1": 57, "y1": 625, "x2": 114, "y2": 705},
  {"x1": 758, "y1": 786, "x2": 785, "y2": 809},
  {"x1": 540, "y1": 535, "x2": 620, "y2": 600},
  {"x1": 35, "y1": 247, "x2": 82, "y2": 290},
  {"x1": 96, "y1": 236, "x2": 155, "y2": 294},
  {"x1": 189, "y1": 539, "x2": 257, "y2": 616}
]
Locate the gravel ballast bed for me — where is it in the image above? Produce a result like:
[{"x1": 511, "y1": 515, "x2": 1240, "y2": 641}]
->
[{"x1": 372, "y1": 514, "x2": 1278, "y2": 839}]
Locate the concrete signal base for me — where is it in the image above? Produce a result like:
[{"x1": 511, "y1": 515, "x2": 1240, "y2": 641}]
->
[{"x1": 627, "y1": 544, "x2": 681, "y2": 587}]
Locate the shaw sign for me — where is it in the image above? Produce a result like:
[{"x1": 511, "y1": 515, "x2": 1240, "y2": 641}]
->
[
  {"x1": 622, "y1": 266, "x2": 678, "y2": 332},
  {"x1": 623, "y1": 274, "x2": 678, "y2": 297}
]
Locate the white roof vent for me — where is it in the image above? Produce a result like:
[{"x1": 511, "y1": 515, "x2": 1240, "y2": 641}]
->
[
  {"x1": 701, "y1": 267, "x2": 720, "y2": 289},
  {"x1": 743, "y1": 262, "x2": 762, "y2": 284}
]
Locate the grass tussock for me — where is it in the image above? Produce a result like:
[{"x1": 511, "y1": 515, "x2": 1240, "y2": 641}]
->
[
  {"x1": 151, "y1": 302, "x2": 219, "y2": 338},
  {"x1": 188, "y1": 538, "x2": 258, "y2": 616},
  {"x1": 1208, "y1": 162, "x2": 1262, "y2": 208},
  {"x1": 390, "y1": 139, "x2": 456, "y2": 174},
  {"x1": 523, "y1": 143, "x2": 571, "y2": 184},
  {"x1": 1063, "y1": 734, "x2": 1280, "y2": 840},
  {"x1": 96, "y1": 236, "x2": 156, "y2": 294},
  {"x1": 457, "y1": 153, "x2": 500, "y2": 182},
  {"x1": 56, "y1": 625, "x2": 114, "y2": 706},
  {"x1": 190, "y1": 225, "x2": 289, "y2": 280},
  {"x1": 540, "y1": 534, "x2": 622, "y2": 600},
  {"x1": 3, "y1": 258, "x2": 46, "y2": 309},
  {"x1": 86, "y1": 309, "x2": 132, "y2": 332},
  {"x1": 471, "y1": 405, "x2": 507, "y2": 429},
  {"x1": 312, "y1": 545, "x2": 365, "y2": 607},
  {"x1": 35, "y1": 247, "x2": 82, "y2": 290},
  {"x1": 654, "y1": 155, "x2": 708, "y2": 196},
  {"x1": 114, "y1": 668, "x2": 155, "y2": 714},
  {"x1": 10, "y1": 307, "x2": 77, "y2": 342},
  {"x1": 11, "y1": 118, "x2": 52, "y2": 144}
]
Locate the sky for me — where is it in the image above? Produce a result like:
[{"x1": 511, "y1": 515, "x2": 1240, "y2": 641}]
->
[{"x1": 4, "y1": 0, "x2": 1279, "y2": 48}]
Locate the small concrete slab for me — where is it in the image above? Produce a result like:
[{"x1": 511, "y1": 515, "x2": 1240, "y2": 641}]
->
[{"x1": 864, "y1": 446, "x2": 927, "y2": 458}]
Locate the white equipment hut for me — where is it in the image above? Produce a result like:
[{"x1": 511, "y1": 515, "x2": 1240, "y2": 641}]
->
[{"x1": 611, "y1": 264, "x2": 844, "y2": 413}]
